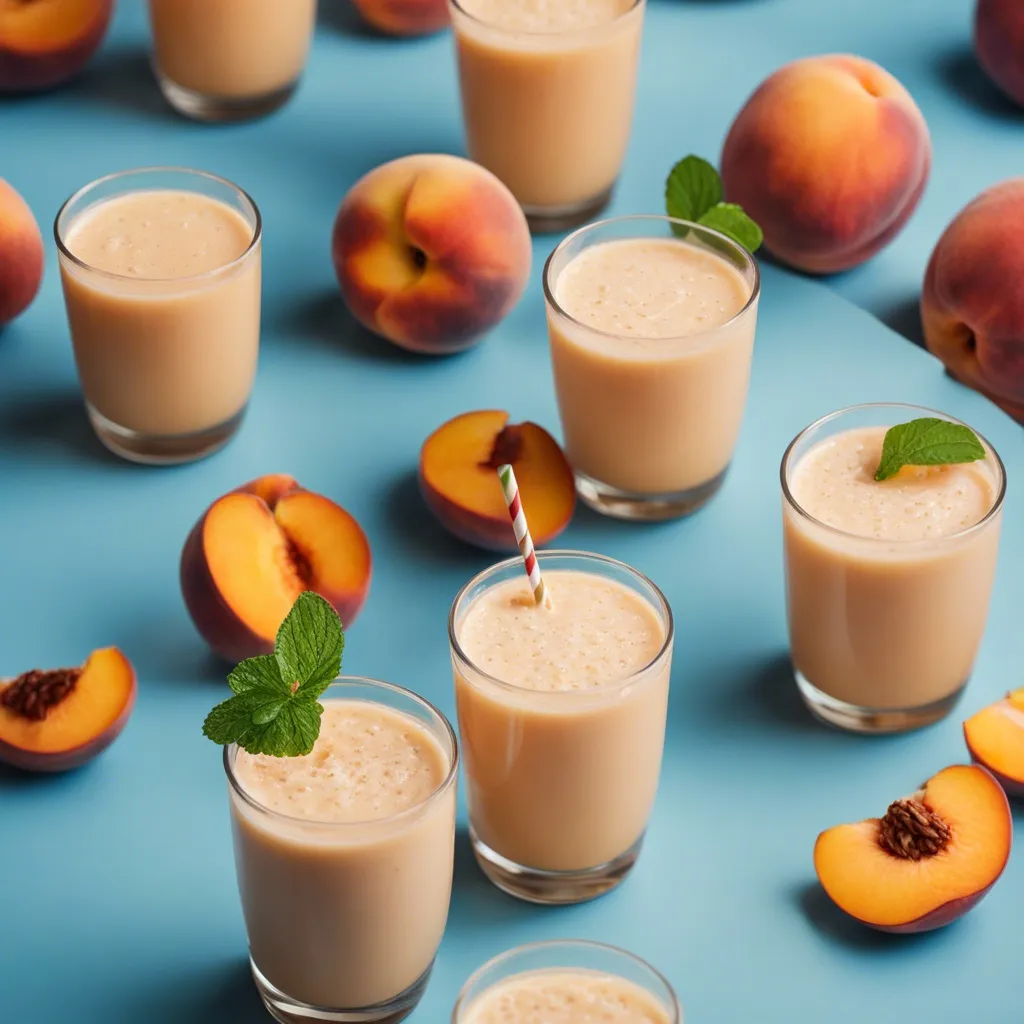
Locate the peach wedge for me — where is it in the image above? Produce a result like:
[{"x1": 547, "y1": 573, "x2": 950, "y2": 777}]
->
[
  {"x1": 964, "y1": 688, "x2": 1024, "y2": 797},
  {"x1": 181, "y1": 475, "x2": 372, "y2": 662},
  {"x1": 814, "y1": 765, "x2": 1012, "y2": 933},
  {"x1": 0, "y1": 648, "x2": 136, "y2": 772}
]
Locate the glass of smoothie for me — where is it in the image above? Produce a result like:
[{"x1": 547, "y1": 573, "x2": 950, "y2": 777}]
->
[
  {"x1": 147, "y1": 0, "x2": 318, "y2": 121},
  {"x1": 782, "y1": 403, "x2": 1006, "y2": 734},
  {"x1": 55, "y1": 167, "x2": 262, "y2": 465},
  {"x1": 449, "y1": 551, "x2": 673, "y2": 904},
  {"x1": 225, "y1": 676, "x2": 458, "y2": 1024},
  {"x1": 453, "y1": 940, "x2": 681, "y2": 1023},
  {"x1": 448, "y1": 0, "x2": 645, "y2": 232},
  {"x1": 545, "y1": 214, "x2": 760, "y2": 520}
]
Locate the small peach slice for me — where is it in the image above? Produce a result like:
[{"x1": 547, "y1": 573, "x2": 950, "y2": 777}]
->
[
  {"x1": 181, "y1": 475, "x2": 372, "y2": 662},
  {"x1": 814, "y1": 765, "x2": 1012, "y2": 933},
  {"x1": 964, "y1": 689, "x2": 1024, "y2": 797},
  {"x1": 419, "y1": 410, "x2": 576, "y2": 551},
  {"x1": 0, "y1": 648, "x2": 136, "y2": 772}
]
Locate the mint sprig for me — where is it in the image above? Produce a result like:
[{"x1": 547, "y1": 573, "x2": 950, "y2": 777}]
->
[
  {"x1": 203, "y1": 592, "x2": 344, "y2": 757},
  {"x1": 874, "y1": 418, "x2": 986, "y2": 482},
  {"x1": 665, "y1": 155, "x2": 763, "y2": 253}
]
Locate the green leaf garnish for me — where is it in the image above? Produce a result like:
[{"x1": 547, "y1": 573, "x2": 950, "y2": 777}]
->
[
  {"x1": 203, "y1": 592, "x2": 344, "y2": 757},
  {"x1": 665, "y1": 154, "x2": 763, "y2": 252},
  {"x1": 874, "y1": 418, "x2": 987, "y2": 482}
]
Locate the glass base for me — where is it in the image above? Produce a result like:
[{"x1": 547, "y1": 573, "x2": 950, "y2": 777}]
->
[
  {"x1": 88, "y1": 403, "x2": 245, "y2": 465},
  {"x1": 574, "y1": 465, "x2": 728, "y2": 521},
  {"x1": 470, "y1": 826, "x2": 643, "y2": 905},
  {"x1": 796, "y1": 670, "x2": 967, "y2": 734},
  {"x1": 251, "y1": 958, "x2": 433, "y2": 1024},
  {"x1": 522, "y1": 184, "x2": 615, "y2": 234},
  {"x1": 156, "y1": 70, "x2": 299, "y2": 122}
]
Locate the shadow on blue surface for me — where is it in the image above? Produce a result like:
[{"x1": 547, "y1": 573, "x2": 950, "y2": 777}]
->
[
  {"x1": 877, "y1": 296, "x2": 927, "y2": 351},
  {"x1": 935, "y1": 45, "x2": 1024, "y2": 121},
  {"x1": 449, "y1": 826, "x2": 537, "y2": 931},
  {"x1": 0, "y1": 392, "x2": 117, "y2": 466},
  {"x1": 71, "y1": 46, "x2": 174, "y2": 122},
  {"x1": 124, "y1": 958, "x2": 268, "y2": 1023}
]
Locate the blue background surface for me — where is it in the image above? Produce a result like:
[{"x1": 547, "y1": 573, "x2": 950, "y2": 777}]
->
[{"x1": 1, "y1": 2, "x2": 1022, "y2": 1021}]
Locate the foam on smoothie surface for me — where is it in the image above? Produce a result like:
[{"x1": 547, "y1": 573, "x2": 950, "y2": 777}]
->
[
  {"x1": 457, "y1": 0, "x2": 634, "y2": 32},
  {"x1": 66, "y1": 189, "x2": 253, "y2": 279},
  {"x1": 791, "y1": 425, "x2": 997, "y2": 541},
  {"x1": 457, "y1": 570, "x2": 664, "y2": 691},
  {"x1": 461, "y1": 969, "x2": 672, "y2": 1024},
  {"x1": 233, "y1": 701, "x2": 448, "y2": 822},
  {"x1": 555, "y1": 238, "x2": 750, "y2": 339}
]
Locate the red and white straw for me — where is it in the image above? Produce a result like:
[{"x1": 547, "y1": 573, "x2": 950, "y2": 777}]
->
[{"x1": 496, "y1": 463, "x2": 549, "y2": 607}]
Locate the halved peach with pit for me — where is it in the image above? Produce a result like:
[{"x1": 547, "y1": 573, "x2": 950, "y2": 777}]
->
[
  {"x1": 964, "y1": 688, "x2": 1024, "y2": 797},
  {"x1": 419, "y1": 410, "x2": 575, "y2": 551},
  {"x1": 814, "y1": 764, "x2": 1012, "y2": 933},
  {"x1": 180, "y1": 475, "x2": 372, "y2": 663},
  {"x1": 0, "y1": 647, "x2": 136, "y2": 772}
]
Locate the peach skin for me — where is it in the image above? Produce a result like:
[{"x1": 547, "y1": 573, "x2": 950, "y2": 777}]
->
[
  {"x1": 181, "y1": 475, "x2": 372, "y2": 662},
  {"x1": 0, "y1": 178, "x2": 44, "y2": 326},
  {"x1": 0, "y1": 0, "x2": 113, "y2": 93},
  {"x1": 922, "y1": 179, "x2": 1024, "y2": 423},
  {"x1": 975, "y1": 0, "x2": 1024, "y2": 106},
  {"x1": 964, "y1": 688, "x2": 1024, "y2": 797},
  {"x1": 332, "y1": 154, "x2": 531, "y2": 355},
  {"x1": 814, "y1": 765, "x2": 1012, "y2": 933},
  {"x1": 351, "y1": 0, "x2": 449, "y2": 37},
  {"x1": 420, "y1": 410, "x2": 575, "y2": 550},
  {"x1": 0, "y1": 648, "x2": 136, "y2": 772},
  {"x1": 721, "y1": 55, "x2": 931, "y2": 274}
]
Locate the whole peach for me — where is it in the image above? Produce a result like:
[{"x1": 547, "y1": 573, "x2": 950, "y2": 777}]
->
[
  {"x1": 351, "y1": 0, "x2": 449, "y2": 37},
  {"x1": 975, "y1": 0, "x2": 1024, "y2": 105},
  {"x1": 332, "y1": 154, "x2": 531, "y2": 355},
  {"x1": 721, "y1": 55, "x2": 931, "y2": 274},
  {"x1": 922, "y1": 180, "x2": 1024, "y2": 422},
  {"x1": 0, "y1": 179, "x2": 44, "y2": 326}
]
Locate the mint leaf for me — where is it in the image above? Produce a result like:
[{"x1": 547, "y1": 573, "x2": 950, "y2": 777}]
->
[
  {"x1": 233, "y1": 700, "x2": 323, "y2": 758},
  {"x1": 228, "y1": 655, "x2": 288, "y2": 696},
  {"x1": 698, "y1": 203, "x2": 764, "y2": 253},
  {"x1": 875, "y1": 418, "x2": 987, "y2": 481},
  {"x1": 665, "y1": 155, "x2": 722, "y2": 223},
  {"x1": 275, "y1": 591, "x2": 344, "y2": 701}
]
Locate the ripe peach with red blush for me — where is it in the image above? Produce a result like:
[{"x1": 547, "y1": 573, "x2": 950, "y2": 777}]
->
[
  {"x1": 975, "y1": 0, "x2": 1024, "y2": 106},
  {"x1": 0, "y1": 179, "x2": 44, "y2": 326},
  {"x1": 351, "y1": 0, "x2": 449, "y2": 36}
]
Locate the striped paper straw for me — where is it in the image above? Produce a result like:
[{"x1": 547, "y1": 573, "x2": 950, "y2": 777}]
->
[{"x1": 496, "y1": 463, "x2": 550, "y2": 607}]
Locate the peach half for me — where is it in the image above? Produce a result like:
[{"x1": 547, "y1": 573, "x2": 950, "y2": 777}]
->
[
  {"x1": 0, "y1": 178, "x2": 44, "y2": 326},
  {"x1": 964, "y1": 688, "x2": 1024, "y2": 797},
  {"x1": 420, "y1": 410, "x2": 575, "y2": 551},
  {"x1": 181, "y1": 475, "x2": 372, "y2": 663},
  {"x1": 814, "y1": 765, "x2": 1012, "y2": 933},
  {"x1": 351, "y1": 0, "x2": 449, "y2": 37},
  {"x1": 0, "y1": 648, "x2": 136, "y2": 772}
]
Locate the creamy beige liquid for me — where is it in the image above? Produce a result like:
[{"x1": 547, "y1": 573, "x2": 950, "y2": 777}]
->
[
  {"x1": 149, "y1": 0, "x2": 317, "y2": 100},
  {"x1": 454, "y1": 570, "x2": 670, "y2": 871},
  {"x1": 230, "y1": 700, "x2": 456, "y2": 1009},
  {"x1": 59, "y1": 189, "x2": 260, "y2": 437},
  {"x1": 462, "y1": 969, "x2": 673, "y2": 1023},
  {"x1": 548, "y1": 237, "x2": 756, "y2": 495},
  {"x1": 450, "y1": 0, "x2": 644, "y2": 212},
  {"x1": 784, "y1": 425, "x2": 1002, "y2": 709}
]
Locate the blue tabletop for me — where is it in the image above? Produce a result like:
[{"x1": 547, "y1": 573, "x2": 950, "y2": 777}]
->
[{"x1": 1, "y1": 2, "x2": 1022, "y2": 1022}]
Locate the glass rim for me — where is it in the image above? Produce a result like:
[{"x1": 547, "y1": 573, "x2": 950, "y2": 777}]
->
[
  {"x1": 223, "y1": 676, "x2": 459, "y2": 829},
  {"x1": 780, "y1": 402, "x2": 1007, "y2": 544},
  {"x1": 54, "y1": 166, "x2": 262, "y2": 285},
  {"x1": 448, "y1": 549, "x2": 674, "y2": 698},
  {"x1": 451, "y1": 939, "x2": 681, "y2": 1021},
  {"x1": 542, "y1": 214, "x2": 761, "y2": 343},
  {"x1": 448, "y1": 0, "x2": 644, "y2": 37}
]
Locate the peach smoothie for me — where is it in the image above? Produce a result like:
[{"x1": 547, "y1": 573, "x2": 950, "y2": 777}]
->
[
  {"x1": 450, "y1": 554, "x2": 672, "y2": 904},
  {"x1": 783, "y1": 411, "x2": 1005, "y2": 733},
  {"x1": 148, "y1": 0, "x2": 317, "y2": 120},
  {"x1": 546, "y1": 219, "x2": 759, "y2": 520},
  {"x1": 227, "y1": 686, "x2": 458, "y2": 1020},
  {"x1": 449, "y1": 0, "x2": 645, "y2": 229},
  {"x1": 56, "y1": 170, "x2": 261, "y2": 464}
]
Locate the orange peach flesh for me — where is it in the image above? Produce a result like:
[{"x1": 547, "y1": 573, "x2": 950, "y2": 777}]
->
[
  {"x1": 964, "y1": 689, "x2": 1024, "y2": 792},
  {"x1": 0, "y1": 647, "x2": 134, "y2": 755},
  {"x1": 0, "y1": 0, "x2": 107, "y2": 52},
  {"x1": 814, "y1": 765, "x2": 1011, "y2": 930}
]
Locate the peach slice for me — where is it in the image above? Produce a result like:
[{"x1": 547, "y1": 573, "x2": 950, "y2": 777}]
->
[
  {"x1": 0, "y1": 648, "x2": 136, "y2": 772},
  {"x1": 814, "y1": 765, "x2": 1012, "y2": 933},
  {"x1": 964, "y1": 688, "x2": 1024, "y2": 797},
  {"x1": 181, "y1": 475, "x2": 372, "y2": 662},
  {"x1": 419, "y1": 410, "x2": 576, "y2": 551}
]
